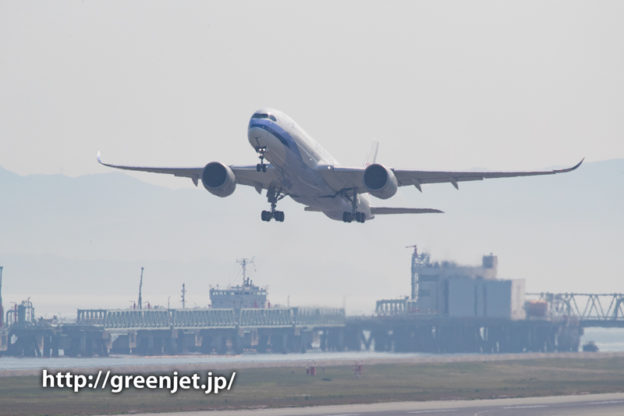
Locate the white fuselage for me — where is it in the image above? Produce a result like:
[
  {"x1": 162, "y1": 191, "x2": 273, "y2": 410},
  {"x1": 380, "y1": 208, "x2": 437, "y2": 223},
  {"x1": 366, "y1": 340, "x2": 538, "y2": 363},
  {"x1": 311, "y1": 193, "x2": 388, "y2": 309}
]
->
[{"x1": 247, "y1": 108, "x2": 372, "y2": 221}]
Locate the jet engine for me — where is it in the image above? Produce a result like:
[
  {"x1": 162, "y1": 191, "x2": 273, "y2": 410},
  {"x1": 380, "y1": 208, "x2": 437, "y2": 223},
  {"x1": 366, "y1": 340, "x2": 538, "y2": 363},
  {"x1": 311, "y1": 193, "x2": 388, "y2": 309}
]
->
[
  {"x1": 201, "y1": 162, "x2": 236, "y2": 197},
  {"x1": 363, "y1": 163, "x2": 398, "y2": 199}
]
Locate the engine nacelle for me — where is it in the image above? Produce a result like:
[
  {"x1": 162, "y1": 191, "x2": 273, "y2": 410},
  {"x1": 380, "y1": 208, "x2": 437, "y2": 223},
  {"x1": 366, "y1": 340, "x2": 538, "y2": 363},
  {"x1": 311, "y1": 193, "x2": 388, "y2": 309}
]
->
[
  {"x1": 363, "y1": 163, "x2": 398, "y2": 199},
  {"x1": 201, "y1": 162, "x2": 236, "y2": 197}
]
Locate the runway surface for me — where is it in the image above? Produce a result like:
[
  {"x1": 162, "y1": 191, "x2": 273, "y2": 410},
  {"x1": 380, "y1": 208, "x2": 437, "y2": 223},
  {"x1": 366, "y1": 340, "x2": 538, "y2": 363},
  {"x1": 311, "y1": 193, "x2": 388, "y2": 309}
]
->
[{"x1": 117, "y1": 393, "x2": 624, "y2": 416}]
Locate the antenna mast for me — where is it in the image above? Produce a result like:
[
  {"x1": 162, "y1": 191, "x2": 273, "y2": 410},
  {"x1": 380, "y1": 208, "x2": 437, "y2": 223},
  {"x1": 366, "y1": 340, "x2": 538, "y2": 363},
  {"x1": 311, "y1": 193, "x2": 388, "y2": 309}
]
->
[
  {"x1": 405, "y1": 245, "x2": 418, "y2": 301},
  {"x1": 138, "y1": 267, "x2": 144, "y2": 310},
  {"x1": 236, "y1": 258, "x2": 255, "y2": 286}
]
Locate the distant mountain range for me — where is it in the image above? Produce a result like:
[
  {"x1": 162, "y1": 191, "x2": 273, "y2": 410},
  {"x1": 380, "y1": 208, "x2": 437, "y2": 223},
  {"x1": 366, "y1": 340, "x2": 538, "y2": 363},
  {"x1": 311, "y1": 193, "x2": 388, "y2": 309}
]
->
[{"x1": 1, "y1": 160, "x2": 622, "y2": 317}]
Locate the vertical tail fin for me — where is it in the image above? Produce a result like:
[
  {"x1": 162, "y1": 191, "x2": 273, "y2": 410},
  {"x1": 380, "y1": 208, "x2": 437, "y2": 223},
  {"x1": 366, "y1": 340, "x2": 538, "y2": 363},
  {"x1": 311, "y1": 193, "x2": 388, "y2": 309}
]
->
[{"x1": 365, "y1": 141, "x2": 380, "y2": 166}]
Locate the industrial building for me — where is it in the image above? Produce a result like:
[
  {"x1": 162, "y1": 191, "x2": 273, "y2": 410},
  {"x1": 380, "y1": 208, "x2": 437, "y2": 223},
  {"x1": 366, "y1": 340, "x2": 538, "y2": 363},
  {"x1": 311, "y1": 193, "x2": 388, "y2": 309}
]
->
[
  {"x1": 377, "y1": 248, "x2": 525, "y2": 320},
  {"x1": 0, "y1": 261, "x2": 345, "y2": 356},
  {"x1": 4, "y1": 249, "x2": 618, "y2": 357},
  {"x1": 357, "y1": 247, "x2": 578, "y2": 354},
  {"x1": 208, "y1": 259, "x2": 268, "y2": 309}
]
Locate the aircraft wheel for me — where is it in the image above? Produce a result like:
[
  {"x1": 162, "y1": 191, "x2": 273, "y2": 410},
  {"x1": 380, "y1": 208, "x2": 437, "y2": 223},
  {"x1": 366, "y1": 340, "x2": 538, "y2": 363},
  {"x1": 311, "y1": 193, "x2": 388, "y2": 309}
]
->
[
  {"x1": 274, "y1": 211, "x2": 285, "y2": 222},
  {"x1": 342, "y1": 212, "x2": 353, "y2": 223},
  {"x1": 261, "y1": 210, "x2": 272, "y2": 221},
  {"x1": 355, "y1": 212, "x2": 366, "y2": 223}
]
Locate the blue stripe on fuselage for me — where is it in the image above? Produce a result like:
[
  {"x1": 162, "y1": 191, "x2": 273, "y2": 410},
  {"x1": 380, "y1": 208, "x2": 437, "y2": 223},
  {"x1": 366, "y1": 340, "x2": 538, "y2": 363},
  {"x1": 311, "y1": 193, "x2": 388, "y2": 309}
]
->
[{"x1": 248, "y1": 119, "x2": 302, "y2": 161}]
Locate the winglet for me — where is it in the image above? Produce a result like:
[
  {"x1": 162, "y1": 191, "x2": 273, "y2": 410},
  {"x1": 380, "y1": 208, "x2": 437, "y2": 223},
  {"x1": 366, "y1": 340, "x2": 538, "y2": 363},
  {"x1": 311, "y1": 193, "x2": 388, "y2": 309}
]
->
[
  {"x1": 567, "y1": 158, "x2": 584, "y2": 172},
  {"x1": 96, "y1": 150, "x2": 103, "y2": 164},
  {"x1": 554, "y1": 158, "x2": 584, "y2": 173}
]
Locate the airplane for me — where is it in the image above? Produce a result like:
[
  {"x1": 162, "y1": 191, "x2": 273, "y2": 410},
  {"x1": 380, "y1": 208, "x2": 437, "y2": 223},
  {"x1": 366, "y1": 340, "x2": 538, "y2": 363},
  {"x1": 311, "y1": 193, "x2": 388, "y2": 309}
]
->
[{"x1": 97, "y1": 108, "x2": 583, "y2": 223}]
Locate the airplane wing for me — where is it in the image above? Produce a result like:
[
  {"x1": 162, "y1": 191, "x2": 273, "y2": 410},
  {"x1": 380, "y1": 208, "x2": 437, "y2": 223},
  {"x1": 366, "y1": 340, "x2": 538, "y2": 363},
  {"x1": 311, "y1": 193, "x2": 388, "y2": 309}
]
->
[
  {"x1": 319, "y1": 159, "x2": 583, "y2": 193},
  {"x1": 393, "y1": 159, "x2": 584, "y2": 190},
  {"x1": 97, "y1": 152, "x2": 280, "y2": 191}
]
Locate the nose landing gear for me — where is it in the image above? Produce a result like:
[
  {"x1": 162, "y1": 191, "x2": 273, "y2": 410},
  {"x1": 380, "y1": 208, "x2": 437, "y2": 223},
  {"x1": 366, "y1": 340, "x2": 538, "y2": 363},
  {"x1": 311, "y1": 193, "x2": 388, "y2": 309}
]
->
[
  {"x1": 255, "y1": 146, "x2": 268, "y2": 172},
  {"x1": 261, "y1": 187, "x2": 286, "y2": 222}
]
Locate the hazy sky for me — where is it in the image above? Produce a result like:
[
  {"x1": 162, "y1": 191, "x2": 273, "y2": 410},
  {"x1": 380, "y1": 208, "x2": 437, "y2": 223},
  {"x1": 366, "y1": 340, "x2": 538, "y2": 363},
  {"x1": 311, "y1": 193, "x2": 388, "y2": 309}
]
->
[
  {"x1": 1, "y1": 1, "x2": 623, "y2": 316},
  {"x1": 1, "y1": 1, "x2": 623, "y2": 185}
]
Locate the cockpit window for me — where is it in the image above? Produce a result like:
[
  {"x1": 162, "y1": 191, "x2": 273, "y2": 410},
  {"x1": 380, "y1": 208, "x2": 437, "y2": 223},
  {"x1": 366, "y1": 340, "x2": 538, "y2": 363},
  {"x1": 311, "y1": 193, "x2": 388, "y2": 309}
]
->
[{"x1": 252, "y1": 113, "x2": 277, "y2": 121}]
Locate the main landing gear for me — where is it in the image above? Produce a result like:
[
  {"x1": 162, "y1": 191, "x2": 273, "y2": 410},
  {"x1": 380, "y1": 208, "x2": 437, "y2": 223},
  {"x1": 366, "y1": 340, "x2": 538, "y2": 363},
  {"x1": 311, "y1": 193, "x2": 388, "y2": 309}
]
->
[
  {"x1": 342, "y1": 211, "x2": 366, "y2": 223},
  {"x1": 261, "y1": 187, "x2": 285, "y2": 222},
  {"x1": 255, "y1": 146, "x2": 268, "y2": 172},
  {"x1": 342, "y1": 189, "x2": 366, "y2": 223},
  {"x1": 261, "y1": 210, "x2": 284, "y2": 222}
]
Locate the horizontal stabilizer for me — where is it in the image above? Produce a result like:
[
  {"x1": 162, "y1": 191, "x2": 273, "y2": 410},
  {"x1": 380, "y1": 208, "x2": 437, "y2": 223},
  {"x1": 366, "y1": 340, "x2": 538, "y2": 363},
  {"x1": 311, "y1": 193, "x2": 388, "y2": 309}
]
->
[{"x1": 371, "y1": 207, "x2": 444, "y2": 215}]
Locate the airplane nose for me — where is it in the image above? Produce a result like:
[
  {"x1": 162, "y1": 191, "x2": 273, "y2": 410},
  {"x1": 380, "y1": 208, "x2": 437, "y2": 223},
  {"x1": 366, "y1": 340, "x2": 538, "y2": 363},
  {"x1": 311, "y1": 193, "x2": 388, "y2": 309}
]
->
[
  {"x1": 248, "y1": 124, "x2": 278, "y2": 152},
  {"x1": 249, "y1": 134, "x2": 265, "y2": 150},
  {"x1": 248, "y1": 125, "x2": 265, "y2": 149}
]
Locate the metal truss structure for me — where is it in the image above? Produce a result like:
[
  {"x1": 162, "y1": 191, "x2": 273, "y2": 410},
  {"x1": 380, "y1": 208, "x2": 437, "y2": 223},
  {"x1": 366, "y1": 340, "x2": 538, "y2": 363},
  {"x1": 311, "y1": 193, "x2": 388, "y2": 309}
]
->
[{"x1": 527, "y1": 293, "x2": 624, "y2": 327}]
